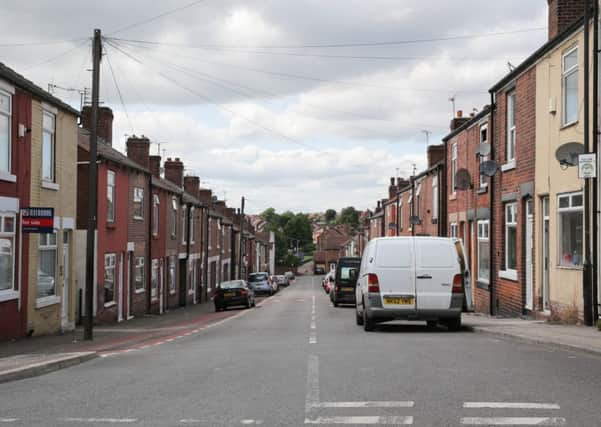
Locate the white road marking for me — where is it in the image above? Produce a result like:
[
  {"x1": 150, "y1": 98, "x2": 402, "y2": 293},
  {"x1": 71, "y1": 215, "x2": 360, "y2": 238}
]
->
[
  {"x1": 240, "y1": 420, "x2": 263, "y2": 425},
  {"x1": 61, "y1": 418, "x2": 138, "y2": 423},
  {"x1": 180, "y1": 419, "x2": 203, "y2": 424},
  {"x1": 315, "y1": 401, "x2": 415, "y2": 408},
  {"x1": 463, "y1": 402, "x2": 560, "y2": 410},
  {"x1": 310, "y1": 322, "x2": 316, "y2": 329},
  {"x1": 309, "y1": 332, "x2": 317, "y2": 344},
  {"x1": 0, "y1": 419, "x2": 18, "y2": 423},
  {"x1": 460, "y1": 417, "x2": 566, "y2": 425},
  {"x1": 305, "y1": 355, "x2": 320, "y2": 410},
  {"x1": 304, "y1": 416, "x2": 414, "y2": 424}
]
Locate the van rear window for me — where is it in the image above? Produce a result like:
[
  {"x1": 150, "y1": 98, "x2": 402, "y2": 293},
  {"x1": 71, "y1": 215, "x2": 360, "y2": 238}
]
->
[{"x1": 375, "y1": 240, "x2": 412, "y2": 268}]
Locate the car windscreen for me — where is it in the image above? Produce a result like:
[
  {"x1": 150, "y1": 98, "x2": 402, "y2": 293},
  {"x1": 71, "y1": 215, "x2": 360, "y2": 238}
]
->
[
  {"x1": 219, "y1": 281, "x2": 244, "y2": 290},
  {"x1": 248, "y1": 274, "x2": 267, "y2": 282}
]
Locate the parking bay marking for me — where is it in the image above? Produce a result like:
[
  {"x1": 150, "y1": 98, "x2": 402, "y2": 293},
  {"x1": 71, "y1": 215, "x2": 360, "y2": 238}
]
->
[
  {"x1": 314, "y1": 401, "x2": 414, "y2": 408},
  {"x1": 460, "y1": 417, "x2": 566, "y2": 425},
  {"x1": 304, "y1": 416, "x2": 413, "y2": 425},
  {"x1": 463, "y1": 402, "x2": 560, "y2": 410}
]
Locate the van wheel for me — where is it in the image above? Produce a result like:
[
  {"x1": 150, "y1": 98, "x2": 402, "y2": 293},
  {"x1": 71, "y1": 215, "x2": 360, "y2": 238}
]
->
[
  {"x1": 426, "y1": 320, "x2": 437, "y2": 329},
  {"x1": 444, "y1": 317, "x2": 461, "y2": 332},
  {"x1": 356, "y1": 309, "x2": 364, "y2": 325},
  {"x1": 363, "y1": 309, "x2": 375, "y2": 332}
]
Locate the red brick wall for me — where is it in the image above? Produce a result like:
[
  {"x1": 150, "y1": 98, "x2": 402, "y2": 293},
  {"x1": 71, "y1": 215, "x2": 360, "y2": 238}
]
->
[
  {"x1": 127, "y1": 171, "x2": 149, "y2": 317},
  {"x1": 548, "y1": 0, "x2": 586, "y2": 40},
  {"x1": 492, "y1": 67, "x2": 536, "y2": 317}
]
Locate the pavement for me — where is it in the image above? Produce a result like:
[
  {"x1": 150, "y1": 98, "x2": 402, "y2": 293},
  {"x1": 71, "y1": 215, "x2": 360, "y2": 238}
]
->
[{"x1": 1, "y1": 277, "x2": 600, "y2": 426}]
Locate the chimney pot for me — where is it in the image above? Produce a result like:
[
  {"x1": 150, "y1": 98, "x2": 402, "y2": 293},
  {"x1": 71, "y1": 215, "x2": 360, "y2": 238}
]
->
[{"x1": 457, "y1": 110, "x2": 463, "y2": 118}]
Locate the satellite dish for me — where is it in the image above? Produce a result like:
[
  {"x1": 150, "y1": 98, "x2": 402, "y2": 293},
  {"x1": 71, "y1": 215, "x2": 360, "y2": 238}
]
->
[
  {"x1": 455, "y1": 168, "x2": 472, "y2": 190},
  {"x1": 480, "y1": 160, "x2": 500, "y2": 177},
  {"x1": 555, "y1": 142, "x2": 584, "y2": 167},
  {"x1": 477, "y1": 143, "x2": 491, "y2": 157}
]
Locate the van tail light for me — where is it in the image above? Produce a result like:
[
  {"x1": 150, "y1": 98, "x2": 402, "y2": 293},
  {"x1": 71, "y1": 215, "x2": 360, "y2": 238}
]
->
[
  {"x1": 367, "y1": 273, "x2": 380, "y2": 293},
  {"x1": 335, "y1": 286, "x2": 340, "y2": 292},
  {"x1": 240, "y1": 289, "x2": 248, "y2": 296},
  {"x1": 452, "y1": 274, "x2": 463, "y2": 293}
]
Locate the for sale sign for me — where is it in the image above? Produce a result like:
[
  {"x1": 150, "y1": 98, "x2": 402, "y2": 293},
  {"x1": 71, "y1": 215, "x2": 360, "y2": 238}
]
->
[{"x1": 21, "y1": 207, "x2": 54, "y2": 233}]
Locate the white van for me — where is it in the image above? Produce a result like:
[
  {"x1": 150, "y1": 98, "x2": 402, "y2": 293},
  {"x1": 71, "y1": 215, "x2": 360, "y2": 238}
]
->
[{"x1": 353, "y1": 237, "x2": 473, "y2": 331}]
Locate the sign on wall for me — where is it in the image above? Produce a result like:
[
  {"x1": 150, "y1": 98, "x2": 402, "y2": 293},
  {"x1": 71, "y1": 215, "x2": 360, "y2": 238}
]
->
[
  {"x1": 578, "y1": 154, "x2": 597, "y2": 179},
  {"x1": 21, "y1": 207, "x2": 54, "y2": 233}
]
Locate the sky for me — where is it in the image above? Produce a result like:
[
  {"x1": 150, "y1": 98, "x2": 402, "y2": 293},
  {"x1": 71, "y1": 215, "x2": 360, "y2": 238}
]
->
[{"x1": 0, "y1": 0, "x2": 548, "y2": 214}]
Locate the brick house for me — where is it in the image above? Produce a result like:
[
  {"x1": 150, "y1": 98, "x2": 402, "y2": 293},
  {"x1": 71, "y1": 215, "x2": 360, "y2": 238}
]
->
[
  {"x1": 183, "y1": 176, "x2": 204, "y2": 305},
  {"x1": 368, "y1": 202, "x2": 385, "y2": 240},
  {"x1": 314, "y1": 227, "x2": 350, "y2": 272},
  {"x1": 207, "y1": 201, "x2": 223, "y2": 292},
  {"x1": 443, "y1": 108, "x2": 492, "y2": 313},
  {"x1": 0, "y1": 62, "x2": 79, "y2": 339}
]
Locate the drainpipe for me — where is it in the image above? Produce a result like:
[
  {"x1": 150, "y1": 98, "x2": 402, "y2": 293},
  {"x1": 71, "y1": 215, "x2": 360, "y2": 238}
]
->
[
  {"x1": 592, "y1": 0, "x2": 599, "y2": 323},
  {"x1": 584, "y1": 1, "x2": 594, "y2": 327},
  {"x1": 488, "y1": 93, "x2": 496, "y2": 316}
]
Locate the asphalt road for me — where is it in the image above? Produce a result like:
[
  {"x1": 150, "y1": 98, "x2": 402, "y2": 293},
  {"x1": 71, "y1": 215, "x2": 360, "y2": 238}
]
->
[{"x1": 1, "y1": 276, "x2": 601, "y2": 426}]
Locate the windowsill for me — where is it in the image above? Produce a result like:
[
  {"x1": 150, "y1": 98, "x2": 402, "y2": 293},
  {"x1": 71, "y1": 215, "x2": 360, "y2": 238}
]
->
[
  {"x1": 498, "y1": 270, "x2": 518, "y2": 281},
  {"x1": 560, "y1": 120, "x2": 578, "y2": 130},
  {"x1": 0, "y1": 171, "x2": 17, "y2": 183},
  {"x1": 133, "y1": 216, "x2": 144, "y2": 221},
  {"x1": 41, "y1": 181, "x2": 59, "y2": 191},
  {"x1": 0, "y1": 290, "x2": 19, "y2": 302},
  {"x1": 478, "y1": 187, "x2": 488, "y2": 194},
  {"x1": 106, "y1": 222, "x2": 116, "y2": 229},
  {"x1": 188, "y1": 290, "x2": 195, "y2": 295},
  {"x1": 501, "y1": 160, "x2": 516, "y2": 172},
  {"x1": 476, "y1": 280, "x2": 489, "y2": 290},
  {"x1": 153, "y1": 234, "x2": 159, "y2": 240},
  {"x1": 36, "y1": 295, "x2": 60, "y2": 309},
  {"x1": 449, "y1": 194, "x2": 457, "y2": 201},
  {"x1": 104, "y1": 301, "x2": 117, "y2": 308},
  {"x1": 151, "y1": 297, "x2": 159, "y2": 303},
  {"x1": 557, "y1": 264, "x2": 583, "y2": 271},
  {"x1": 135, "y1": 288, "x2": 145, "y2": 294},
  {"x1": 169, "y1": 290, "x2": 176, "y2": 295}
]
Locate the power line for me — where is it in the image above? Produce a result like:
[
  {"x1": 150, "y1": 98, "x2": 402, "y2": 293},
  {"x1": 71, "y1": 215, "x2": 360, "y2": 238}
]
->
[
  {"x1": 108, "y1": 0, "x2": 209, "y2": 35},
  {"x1": 109, "y1": 27, "x2": 546, "y2": 50},
  {"x1": 23, "y1": 39, "x2": 89, "y2": 72},
  {"x1": 104, "y1": 47, "x2": 135, "y2": 133},
  {"x1": 0, "y1": 38, "x2": 88, "y2": 48},
  {"x1": 111, "y1": 38, "x2": 484, "y2": 95},
  {"x1": 104, "y1": 39, "x2": 317, "y2": 150}
]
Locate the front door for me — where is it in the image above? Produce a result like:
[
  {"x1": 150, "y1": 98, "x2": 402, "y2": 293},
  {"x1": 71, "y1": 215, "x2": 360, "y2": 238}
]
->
[
  {"x1": 525, "y1": 199, "x2": 534, "y2": 310},
  {"x1": 179, "y1": 259, "x2": 187, "y2": 307},
  {"x1": 126, "y1": 252, "x2": 133, "y2": 319},
  {"x1": 118, "y1": 252, "x2": 124, "y2": 322},
  {"x1": 61, "y1": 233, "x2": 70, "y2": 329},
  {"x1": 159, "y1": 260, "x2": 164, "y2": 314},
  {"x1": 542, "y1": 197, "x2": 550, "y2": 312}
]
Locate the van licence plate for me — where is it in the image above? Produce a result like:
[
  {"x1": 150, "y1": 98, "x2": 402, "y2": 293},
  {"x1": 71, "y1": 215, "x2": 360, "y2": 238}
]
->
[
  {"x1": 341, "y1": 287, "x2": 354, "y2": 292},
  {"x1": 384, "y1": 296, "x2": 414, "y2": 305}
]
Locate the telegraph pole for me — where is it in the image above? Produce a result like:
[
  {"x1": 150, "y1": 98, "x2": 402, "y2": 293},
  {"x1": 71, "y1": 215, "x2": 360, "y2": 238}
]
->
[
  {"x1": 238, "y1": 196, "x2": 245, "y2": 280},
  {"x1": 84, "y1": 29, "x2": 102, "y2": 340}
]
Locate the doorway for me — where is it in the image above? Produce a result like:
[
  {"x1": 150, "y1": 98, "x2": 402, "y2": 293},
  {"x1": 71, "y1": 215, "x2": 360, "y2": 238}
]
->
[
  {"x1": 525, "y1": 199, "x2": 534, "y2": 311},
  {"x1": 61, "y1": 232, "x2": 70, "y2": 329},
  {"x1": 179, "y1": 259, "x2": 187, "y2": 307},
  {"x1": 542, "y1": 197, "x2": 550, "y2": 312},
  {"x1": 126, "y1": 252, "x2": 133, "y2": 319}
]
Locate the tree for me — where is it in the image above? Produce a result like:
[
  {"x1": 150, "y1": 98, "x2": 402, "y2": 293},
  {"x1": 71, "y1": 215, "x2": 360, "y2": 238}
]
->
[
  {"x1": 324, "y1": 209, "x2": 337, "y2": 223},
  {"x1": 337, "y1": 206, "x2": 359, "y2": 229}
]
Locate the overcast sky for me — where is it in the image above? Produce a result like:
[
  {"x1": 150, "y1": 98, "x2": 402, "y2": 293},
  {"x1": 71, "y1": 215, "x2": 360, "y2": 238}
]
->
[{"x1": 0, "y1": 1, "x2": 548, "y2": 214}]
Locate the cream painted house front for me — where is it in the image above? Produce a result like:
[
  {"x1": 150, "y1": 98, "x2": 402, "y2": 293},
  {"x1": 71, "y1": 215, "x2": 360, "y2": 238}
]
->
[
  {"x1": 535, "y1": 25, "x2": 591, "y2": 321},
  {"x1": 26, "y1": 99, "x2": 78, "y2": 335}
]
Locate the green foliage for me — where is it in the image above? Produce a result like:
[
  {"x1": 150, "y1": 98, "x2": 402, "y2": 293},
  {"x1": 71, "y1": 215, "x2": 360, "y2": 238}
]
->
[
  {"x1": 324, "y1": 209, "x2": 337, "y2": 223},
  {"x1": 260, "y1": 208, "x2": 314, "y2": 265},
  {"x1": 283, "y1": 253, "x2": 300, "y2": 267},
  {"x1": 337, "y1": 206, "x2": 359, "y2": 229}
]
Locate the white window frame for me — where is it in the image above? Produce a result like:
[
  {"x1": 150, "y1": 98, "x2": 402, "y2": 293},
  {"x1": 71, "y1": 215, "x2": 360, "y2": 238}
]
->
[
  {"x1": 432, "y1": 173, "x2": 438, "y2": 220},
  {"x1": 451, "y1": 142, "x2": 457, "y2": 193},
  {"x1": 450, "y1": 222, "x2": 458, "y2": 238},
  {"x1": 0, "y1": 89, "x2": 12, "y2": 176},
  {"x1": 152, "y1": 194, "x2": 159, "y2": 236},
  {"x1": 107, "y1": 170, "x2": 116, "y2": 223},
  {"x1": 506, "y1": 91, "x2": 516, "y2": 163},
  {"x1": 151, "y1": 259, "x2": 159, "y2": 300},
  {"x1": 104, "y1": 253, "x2": 116, "y2": 306},
  {"x1": 169, "y1": 256, "x2": 176, "y2": 294},
  {"x1": 504, "y1": 202, "x2": 518, "y2": 276},
  {"x1": 557, "y1": 191, "x2": 583, "y2": 267},
  {"x1": 399, "y1": 202, "x2": 404, "y2": 231},
  {"x1": 562, "y1": 45, "x2": 579, "y2": 126},
  {"x1": 477, "y1": 220, "x2": 490, "y2": 283},
  {"x1": 135, "y1": 256, "x2": 145, "y2": 292},
  {"x1": 171, "y1": 198, "x2": 177, "y2": 238},
  {"x1": 208, "y1": 218, "x2": 212, "y2": 250},
  {"x1": 190, "y1": 207, "x2": 195, "y2": 244},
  {"x1": 133, "y1": 187, "x2": 144, "y2": 220},
  {"x1": 42, "y1": 110, "x2": 56, "y2": 183},
  {"x1": 0, "y1": 213, "x2": 16, "y2": 298},
  {"x1": 415, "y1": 183, "x2": 422, "y2": 219},
  {"x1": 37, "y1": 232, "x2": 58, "y2": 305},
  {"x1": 181, "y1": 205, "x2": 187, "y2": 244},
  {"x1": 479, "y1": 124, "x2": 488, "y2": 188}
]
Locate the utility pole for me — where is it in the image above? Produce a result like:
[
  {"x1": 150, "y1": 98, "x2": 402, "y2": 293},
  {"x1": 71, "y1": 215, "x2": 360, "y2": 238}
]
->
[
  {"x1": 84, "y1": 29, "x2": 102, "y2": 341},
  {"x1": 238, "y1": 196, "x2": 245, "y2": 280}
]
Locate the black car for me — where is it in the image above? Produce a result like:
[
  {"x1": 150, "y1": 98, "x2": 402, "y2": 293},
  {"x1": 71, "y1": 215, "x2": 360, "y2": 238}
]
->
[
  {"x1": 214, "y1": 280, "x2": 255, "y2": 311},
  {"x1": 331, "y1": 257, "x2": 361, "y2": 307}
]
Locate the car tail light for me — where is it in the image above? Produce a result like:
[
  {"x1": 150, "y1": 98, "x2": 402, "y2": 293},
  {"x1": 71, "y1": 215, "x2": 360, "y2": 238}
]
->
[
  {"x1": 335, "y1": 285, "x2": 340, "y2": 292},
  {"x1": 452, "y1": 274, "x2": 463, "y2": 293},
  {"x1": 240, "y1": 289, "x2": 248, "y2": 296},
  {"x1": 367, "y1": 273, "x2": 380, "y2": 293}
]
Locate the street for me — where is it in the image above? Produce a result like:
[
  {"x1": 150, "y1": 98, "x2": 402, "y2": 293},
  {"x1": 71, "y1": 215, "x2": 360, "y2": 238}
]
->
[{"x1": 1, "y1": 276, "x2": 601, "y2": 426}]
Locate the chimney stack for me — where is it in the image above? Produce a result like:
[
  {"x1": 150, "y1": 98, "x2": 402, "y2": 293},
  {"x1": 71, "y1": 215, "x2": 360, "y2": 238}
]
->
[
  {"x1": 149, "y1": 155, "x2": 161, "y2": 178},
  {"x1": 427, "y1": 144, "x2": 445, "y2": 167},
  {"x1": 388, "y1": 177, "x2": 397, "y2": 199},
  {"x1": 198, "y1": 189, "x2": 212, "y2": 204},
  {"x1": 396, "y1": 177, "x2": 409, "y2": 190},
  {"x1": 164, "y1": 157, "x2": 184, "y2": 188},
  {"x1": 126, "y1": 135, "x2": 150, "y2": 169},
  {"x1": 548, "y1": 0, "x2": 586, "y2": 40},
  {"x1": 81, "y1": 106, "x2": 113, "y2": 145},
  {"x1": 184, "y1": 176, "x2": 201, "y2": 198},
  {"x1": 450, "y1": 110, "x2": 470, "y2": 131}
]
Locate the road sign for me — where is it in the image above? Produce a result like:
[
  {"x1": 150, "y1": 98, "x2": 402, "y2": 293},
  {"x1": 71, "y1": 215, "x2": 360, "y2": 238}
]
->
[
  {"x1": 578, "y1": 153, "x2": 596, "y2": 179},
  {"x1": 21, "y1": 207, "x2": 54, "y2": 233}
]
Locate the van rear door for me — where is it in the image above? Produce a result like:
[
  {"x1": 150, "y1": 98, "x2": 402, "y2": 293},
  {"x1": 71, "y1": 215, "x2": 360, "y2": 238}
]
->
[
  {"x1": 415, "y1": 238, "x2": 456, "y2": 311},
  {"x1": 375, "y1": 238, "x2": 416, "y2": 311},
  {"x1": 454, "y1": 240, "x2": 474, "y2": 312}
]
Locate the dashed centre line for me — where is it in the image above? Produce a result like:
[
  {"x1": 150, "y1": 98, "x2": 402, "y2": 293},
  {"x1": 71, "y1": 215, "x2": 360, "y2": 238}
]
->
[
  {"x1": 61, "y1": 418, "x2": 138, "y2": 423},
  {"x1": 304, "y1": 416, "x2": 414, "y2": 425},
  {"x1": 460, "y1": 417, "x2": 566, "y2": 425},
  {"x1": 463, "y1": 402, "x2": 560, "y2": 410}
]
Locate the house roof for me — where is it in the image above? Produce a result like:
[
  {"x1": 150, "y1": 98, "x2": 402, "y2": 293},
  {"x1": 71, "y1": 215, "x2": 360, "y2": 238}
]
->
[
  {"x1": 0, "y1": 61, "x2": 80, "y2": 116},
  {"x1": 79, "y1": 130, "x2": 149, "y2": 174},
  {"x1": 489, "y1": 17, "x2": 585, "y2": 93},
  {"x1": 442, "y1": 106, "x2": 491, "y2": 142}
]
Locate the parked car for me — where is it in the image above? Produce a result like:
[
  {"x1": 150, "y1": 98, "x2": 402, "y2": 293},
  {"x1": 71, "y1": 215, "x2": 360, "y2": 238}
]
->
[
  {"x1": 314, "y1": 266, "x2": 325, "y2": 275},
  {"x1": 330, "y1": 257, "x2": 361, "y2": 307},
  {"x1": 355, "y1": 237, "x2": 473, "y2": 332},
  {"x1": 284, "y1": 271, "x2": 295, "y2": 281},
  {"x1": 248, "y1": 272, "x2": 274, "y2": 296},
  {"x1": 214, "y1": 280, "x2": 255, "y2": 311},
  {"x1": 323, "y1": 271, "x2": 335, "y2": 294},
  {"x1": 273, "y1": 275, "x2": 290, "y2": 288}
]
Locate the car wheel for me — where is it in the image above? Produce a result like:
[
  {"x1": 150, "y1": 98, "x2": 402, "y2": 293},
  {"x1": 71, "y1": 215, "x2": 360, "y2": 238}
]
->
[
  {"x1": 426, "y1": 320, "x2": 438, "y2": 329},
  {"x1": 214, "y1": 304, "x2": 221, "y2": 312},
  {"x1": 251, "y1": 299, "x2": 256, "y2": 307},
  {"x1": 245, "y1": 298, "x2": 251, "y2": 309},
  {"x1": 356, "y1": 308, "x2": 364, "y2": 325},
  {"x1": 443, "y1": 317, "x2": 461, "y2": 332},
  {"x1": 333, "y1": 298, "x2": 338, "y2": 307},
  {"x1": 363, "y1": 305, "x2": 375, "y2": 332}
]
